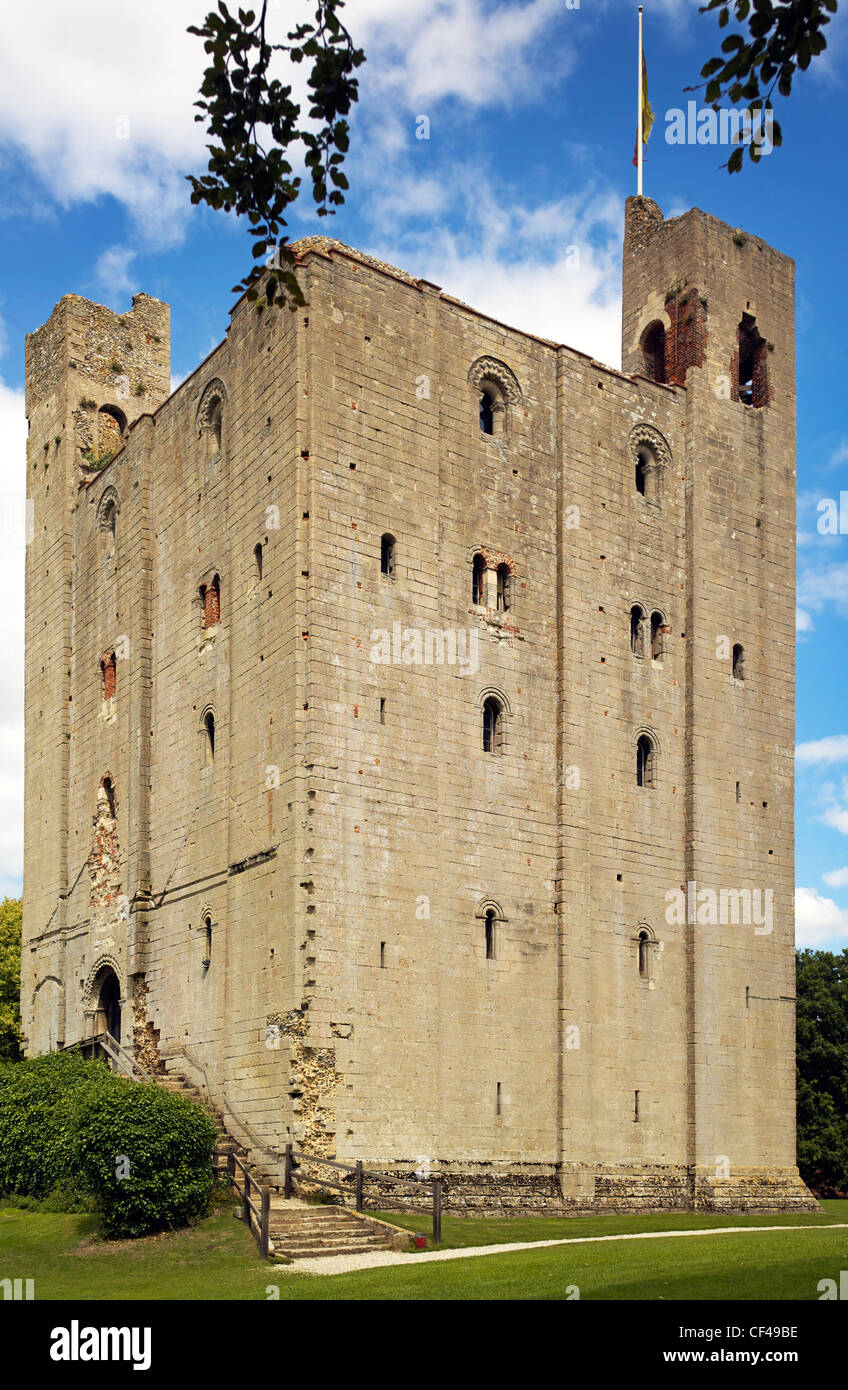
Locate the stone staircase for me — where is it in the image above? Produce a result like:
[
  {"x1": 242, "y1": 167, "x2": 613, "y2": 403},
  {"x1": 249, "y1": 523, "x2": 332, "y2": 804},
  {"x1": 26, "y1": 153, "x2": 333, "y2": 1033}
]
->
[
  {"x1": 155, "y1": 1067, "x2": 284, "y2": 1191},
  {"x1": 156, "y1": 1065, "x2": 405, "y2": 1258},
  {"x1": 267, "y1": 1200, "x2": 400, "y2": 1260}
]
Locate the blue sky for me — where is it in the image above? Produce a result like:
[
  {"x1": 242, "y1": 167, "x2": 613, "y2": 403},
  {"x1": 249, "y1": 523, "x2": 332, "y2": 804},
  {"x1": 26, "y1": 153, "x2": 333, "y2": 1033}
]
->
[{"x1": 0, "y1": 0, "x2": 846, "y2": 945}]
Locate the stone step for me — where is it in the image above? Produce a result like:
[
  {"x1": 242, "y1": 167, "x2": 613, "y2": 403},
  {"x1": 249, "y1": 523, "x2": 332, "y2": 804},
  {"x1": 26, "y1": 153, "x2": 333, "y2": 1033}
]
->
[{"x1": 275, "y1": 1242, "x2": 391, "y2": 1259}]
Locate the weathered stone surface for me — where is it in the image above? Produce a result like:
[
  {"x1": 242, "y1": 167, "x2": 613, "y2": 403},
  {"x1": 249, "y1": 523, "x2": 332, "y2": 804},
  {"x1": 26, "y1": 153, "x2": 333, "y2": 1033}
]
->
[{"x1": 20, "y1": 199, "x2": 817, "y2": 1212}]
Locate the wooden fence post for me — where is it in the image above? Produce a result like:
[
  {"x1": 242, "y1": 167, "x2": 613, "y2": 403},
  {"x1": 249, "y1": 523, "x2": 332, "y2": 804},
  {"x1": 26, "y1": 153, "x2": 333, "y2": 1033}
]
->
[
  {"x1": 260, "y1": 1188, "x2": 271, "y2": 1259},
  {"x1": 355, "y1": 1160, "x2": 364, "y2": 1211},
  {"x1": 433, "y1": 1177, "x2": 442, "y2": 1245},
  {"x1": 243, "y1": 1168, "x2": 251, "y2": 1227}
]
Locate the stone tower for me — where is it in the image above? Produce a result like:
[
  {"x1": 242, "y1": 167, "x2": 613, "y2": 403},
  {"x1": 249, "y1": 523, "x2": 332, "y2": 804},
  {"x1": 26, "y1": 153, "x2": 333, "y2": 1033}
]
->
[
  {"x1": 20, "y1": 200, "x2": 815, "y2": 1212},
  {"x1": 23, "y1": 294, "x2": 170, "y2": 1051}
]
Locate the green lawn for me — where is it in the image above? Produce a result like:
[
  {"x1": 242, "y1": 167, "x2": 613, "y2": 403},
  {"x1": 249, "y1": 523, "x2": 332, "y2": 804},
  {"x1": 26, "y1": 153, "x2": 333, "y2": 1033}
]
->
[
  {"x1": 373, "y1": 1200, "x2": 847, "y2": 1250},
  {"x1": 1, "y1": 1201, "x2": 846, "y2": 1300}
]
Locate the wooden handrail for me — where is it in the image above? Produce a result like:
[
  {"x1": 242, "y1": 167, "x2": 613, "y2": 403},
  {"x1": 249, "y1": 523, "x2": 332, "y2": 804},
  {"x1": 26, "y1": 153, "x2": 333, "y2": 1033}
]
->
[
  {"x1": 214, "y1": 1149, "x2": 271, "y2": 1259},
  {"x1": 284, "y1": 1144, "x2": 442, "y2": 1244}
]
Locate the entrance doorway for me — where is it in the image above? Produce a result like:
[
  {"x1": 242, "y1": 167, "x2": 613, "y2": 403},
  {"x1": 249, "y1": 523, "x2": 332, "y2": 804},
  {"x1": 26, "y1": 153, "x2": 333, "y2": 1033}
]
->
[{"x1": 94, "y1": 968, "x2": 122, "y2": 1045}]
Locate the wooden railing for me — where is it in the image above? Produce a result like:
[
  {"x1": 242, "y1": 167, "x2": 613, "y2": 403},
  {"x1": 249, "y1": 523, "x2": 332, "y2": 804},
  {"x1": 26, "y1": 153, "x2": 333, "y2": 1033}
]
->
[
  {"x1": 284, "y1": 1144, "x2": 443, "y2": 1244},
  {"x1": 62, "y1": 1031, "x2": 154, "y2": 1084},
  {"x1": 214, "y1": 1149, "x2": 272, "y2": 1259}
]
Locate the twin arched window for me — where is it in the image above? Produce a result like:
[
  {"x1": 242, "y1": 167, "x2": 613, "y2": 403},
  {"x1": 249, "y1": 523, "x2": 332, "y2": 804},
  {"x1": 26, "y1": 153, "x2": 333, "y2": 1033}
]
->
[{"x1": 630, "y1": 606, "x2": 666, "y2": 660}]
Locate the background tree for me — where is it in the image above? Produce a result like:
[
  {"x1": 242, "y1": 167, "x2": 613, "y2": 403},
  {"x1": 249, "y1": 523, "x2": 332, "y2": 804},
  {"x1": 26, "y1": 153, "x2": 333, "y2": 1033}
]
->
[
  {"x1": 0, "y1": 897, "x2": 22, "y2": 1062},
  {"x1": 796, "y1": 947, "x2": 848, "y2": 1197},
  {"x1": 187, "y1": 0, "x2": 364, "y2": 311},
  {"x1": 694, "y1": 0, "x2": 838, "y2": 170}
]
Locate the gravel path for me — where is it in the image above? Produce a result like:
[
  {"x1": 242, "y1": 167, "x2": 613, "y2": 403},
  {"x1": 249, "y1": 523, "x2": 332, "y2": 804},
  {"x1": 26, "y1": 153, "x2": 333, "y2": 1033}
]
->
[{"x1": 280, "y1": 1221, "x2": 848, "y2": 1277}]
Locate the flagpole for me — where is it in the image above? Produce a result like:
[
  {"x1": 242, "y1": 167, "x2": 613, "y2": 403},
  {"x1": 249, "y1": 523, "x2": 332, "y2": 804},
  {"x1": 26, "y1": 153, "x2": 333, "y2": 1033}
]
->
[{"x1": 637, "y1": 6, "x2": 644, "y2": 196}]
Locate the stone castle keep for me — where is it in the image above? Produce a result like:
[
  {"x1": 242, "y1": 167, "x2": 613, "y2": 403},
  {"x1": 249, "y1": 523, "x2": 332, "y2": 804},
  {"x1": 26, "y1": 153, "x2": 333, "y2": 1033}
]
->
[{"x1": 22, "y1": 196, "x2": 817, "y2": 1212}]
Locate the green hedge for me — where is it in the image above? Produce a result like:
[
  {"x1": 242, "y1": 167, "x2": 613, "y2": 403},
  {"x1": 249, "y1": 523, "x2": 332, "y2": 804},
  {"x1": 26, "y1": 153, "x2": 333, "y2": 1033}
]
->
[
  {"x1": 0, "y1": 1052, "x2": 217, "y2": 1237},
  {"x1": 74, "y1": 1082, "x2": 217, "y2": 1238}
]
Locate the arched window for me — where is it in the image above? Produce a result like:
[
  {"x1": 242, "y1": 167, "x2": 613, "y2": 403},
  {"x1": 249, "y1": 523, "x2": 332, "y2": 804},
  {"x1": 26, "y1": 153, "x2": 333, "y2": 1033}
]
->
[
  {"x1": 630, "y1": 605, "x2": 646, "y2": 657},
  {"x1": 732, "y1": 642, "x2": 745, "y2": 681},
  {"x1": 736, "y1": 313, "x2": 769, "y2": 408},
  {"x1": 208, "y1": 397, "x2": 223, "y2": 452},
  {"x1": 199, "y1": 574, "x2": 221, "y2": 629},
  {"x1": 102, "y1": 776, "x2": 116, "y2": 820},
  {"x1": 97, "y1": 405, "x2": 127, "y2": 458},
  {"x1": 636, "y1": 733, "x2": 656, "y2": 788},
  {"x1": 483, "y1": 696, "x2": 504, "y2": 754},
  {"x1": 203, "y1": 711, "x2": 215, "y2": 765},
  {"x1": 496, "y1": 564, "x2": 511, "y2": 612},
  {"x1": 254, "y1": 543, "x2": 263, "y2": 581},
  {"x1": 637, "y1": 929, "x2": 651, "y2": 979},
  {"x1": 635, "y1": 446, "x2": 659, "y2": 501},
  {"x1": 380, "y1": 533, "x2": 396, "y2": 578},
  {"x1": 197, "y1": 379, "x2": 228, "y2": 456},
  {"x1": 650, "y1": 611, "x2": 665, "y2": 661},
  {"x1": 640, "y1": 321, "x2": 667, "y2": 384},
  {"x1": 478, "y1": 380, "x2": 505, "y2": 436},
  {"x1": 102, "y1": 498, "x2": 116, "y2": 548},
  {"x1": 100, "y1": 652, "x2": 117, "y2": 702},
  {"x1": 472, "y1": 553, "x2": 486, "y2": 606},
  {"x1": 202, "y1": 915, "x2": 212, "y2": 969},
  {"x1": 485, "y1": 908, "x2": 497, "y2": 960}
]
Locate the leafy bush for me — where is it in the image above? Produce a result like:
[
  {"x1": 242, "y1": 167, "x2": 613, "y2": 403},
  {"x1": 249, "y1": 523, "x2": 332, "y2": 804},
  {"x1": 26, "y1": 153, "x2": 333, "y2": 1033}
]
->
[
  {"x1": 0, "y1": 1051, "x2": 117, "y2": 1198},
  {"x1": 74, "y1": 1082, "x2": 217, "y2": 1238},
  {"x1": 0, "y1": 1051, "x2": 217, "y2": 1237}
]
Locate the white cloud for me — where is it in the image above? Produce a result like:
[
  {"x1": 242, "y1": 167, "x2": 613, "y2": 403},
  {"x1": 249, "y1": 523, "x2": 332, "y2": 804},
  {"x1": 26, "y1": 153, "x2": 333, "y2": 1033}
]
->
[
  {"x1": 798, "y1": 561, "x2": 848, "y2": 615},
  {"x1": 796, "y1": 607, "x2": 813, "y2": 632},
  {"x1": 796, "y1": 735, "x2": 848, "y2": 765},
  {"x1": 355, "y1": 0, "x2": 568, "y2": 109},
  {"x1": 822, "y1": 867, "x2": 848, "y2": 888},
  {"x1": 795, "y1": 886, "x2": 848, "y2": 950},
  {"x1": 94, "y1": 246, "x2": 139, "y2": 304},
  {"x1": 0, "y1": 0, "x2": 212, "y2": 248},
  {"x1": 822, "y1": 804, "x2": 848, "y2": 836}
]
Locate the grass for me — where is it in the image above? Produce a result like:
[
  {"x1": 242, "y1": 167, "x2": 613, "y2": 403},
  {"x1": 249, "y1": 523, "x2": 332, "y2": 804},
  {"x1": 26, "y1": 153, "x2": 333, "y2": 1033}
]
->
[
  {"x1": 372, "y1": 1199, "x2": 848, "y2": 1251},
  {"x1": 1, "y1": 1200, "x2": 846, "y2": 1301}
]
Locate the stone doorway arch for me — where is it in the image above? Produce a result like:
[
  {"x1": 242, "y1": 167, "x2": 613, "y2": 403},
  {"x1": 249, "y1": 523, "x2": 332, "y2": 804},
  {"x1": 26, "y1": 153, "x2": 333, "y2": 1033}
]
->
[{"x1": 92, "y1": 966, "x2": 122, "y2": 1045}]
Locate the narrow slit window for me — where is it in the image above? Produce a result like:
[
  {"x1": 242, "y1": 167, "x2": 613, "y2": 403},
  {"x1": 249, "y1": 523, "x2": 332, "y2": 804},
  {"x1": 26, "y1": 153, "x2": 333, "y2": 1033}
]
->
[
  {"x1": 380, "y1": 942, "x2": 386, "y2": 968},
  {"x1": 637, "y1": 930, "x2": 651, "y2": 979},
  {"x1": 254, "y1": 543, "x2": 263, "y2": 581},
  {"x1": 472, "y1": 553, "x2": 486, "y2": 606},
  {"x1": 732, "y1": 643, "x2": 745, "y2": 681},
  {"x1": 496, "y1": 564, "x2": 511, "y2": 612},
  {"x1": 380, "y1": 533, "x2": 396, "y2": 578},
  {"x1": 485, "y1": 909, "x2": 496, "y2": 960},
  {"x1": 379, "y1": 697, "x2": 386, "y2": 725},
  {"x1": 203, "y1": 711, "x2": 215, "y2": 765}
]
